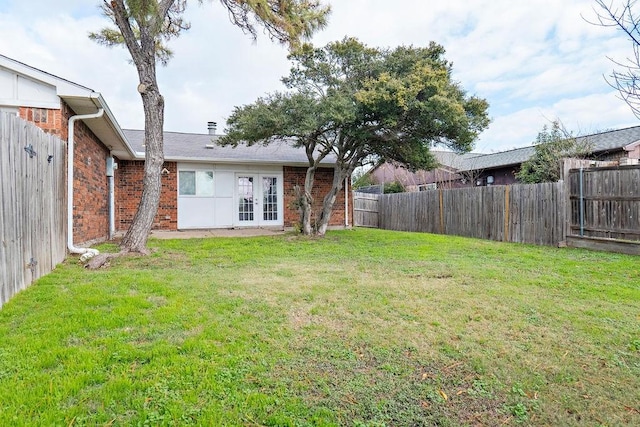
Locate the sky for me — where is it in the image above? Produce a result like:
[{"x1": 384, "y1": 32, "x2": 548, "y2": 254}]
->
[{"x1": 1, "y1": 0, "x2": 639, "y2": 153}]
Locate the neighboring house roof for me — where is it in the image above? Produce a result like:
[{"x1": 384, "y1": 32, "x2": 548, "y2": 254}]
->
[
  {"x1": 581, "y1": 125, "x2": 640, "y2": 152},
  {"x1": 432, "y1": 150, "x2": 483, "y2": 169},
  {"x1": 365, "y1": 150, "x2": 478, "y2": 187},
  {"x1": 123, "y1": 129, "x2": 337, "y2": 166},
  {"x1": 0, "y1": 54, "x2": 136, "y2": 160},
  {"x1": 458, "y1": 125, "x2": 640, "y2": 172},
  {"x1": 458, "y1": 146, "x2": 536, "y2": 171}
]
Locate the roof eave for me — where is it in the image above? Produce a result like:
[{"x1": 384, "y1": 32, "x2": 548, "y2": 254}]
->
[
  {"x1": 624, "y1": 139, "x2": 640, "y2": 151},
  {"x1": 60, "y1": 93, "x2": 137, "y2": 160},
  {"x1": 164, "y1": 155, "x2": 335, "y2": 167},
  {"x1": 459, "y1": 161, "x2": 524, "y2": 172}
]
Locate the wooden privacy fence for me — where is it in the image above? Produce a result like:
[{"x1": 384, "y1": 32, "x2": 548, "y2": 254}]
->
[
  {"x1": 353, "y1": 192, "x2": 380, "y2": 228},
  {"x1": 376, "y1": 182, "x2": 566, "y2": 246},
  {"x1": 0, "y1": 113, "x2": 66, "y2": 308},
  {"x1": 566, "y1": 165, "x2": 640, "y2": 254}
]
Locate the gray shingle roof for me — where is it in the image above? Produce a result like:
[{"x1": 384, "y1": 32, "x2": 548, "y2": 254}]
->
[
  {"x1": 458, "y1": 146, "x2": 536, "y2": 171},
  {"x1": 458, "y1": 125, "x2": 640, "y2": 171},
  {"x1": 431, "y1": 151, "x2": 483, "y2": 169},
  {"x1": 123, "y1": 130, "x2": 336, "y2": 165},
  {"x1": 122, "y1": 125, "x2": 640, "y2": 170},
  {"x1": 579, "y1": 124, "x2": 640, "y2": 151}
]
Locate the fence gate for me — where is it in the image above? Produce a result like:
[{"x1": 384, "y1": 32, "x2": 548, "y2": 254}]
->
[
  {"x1": 353, "y1": 192, "x2": 380, "y2": 228},
  {"x1": 0, "y1": 113, "x2": 66, "y2": 308},
  {"x1": 567, "y1": 165, "x2": 640, "y2": 255}
]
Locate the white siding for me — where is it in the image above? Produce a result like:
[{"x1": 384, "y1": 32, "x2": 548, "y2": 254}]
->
[
  {"x1": 0, "y1": 67, "x2": 59, "y2": 109},
  {"x1": 177, "y1": 163, "x2": 284, "y2": 229}
]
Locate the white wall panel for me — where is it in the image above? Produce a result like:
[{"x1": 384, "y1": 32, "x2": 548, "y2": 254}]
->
[
  {"x1": 215, "y1": 171, "x2": 234, "y2": 198},
  {"x1": 177, "y1": 197, "x2": 215, "y2": 229}
]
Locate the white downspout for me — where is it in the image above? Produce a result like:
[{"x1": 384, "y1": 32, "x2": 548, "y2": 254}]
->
[
  {"x1": 107, "y1": 154, "x2": 116, "y2": 239},
  {"x1": 108, "y1": 168, "x2": 115, "y2": 240},
  {"x1": 344, "y1": 177, "x2": 349, "y2": 227},
  {"x1": 67, "y1": 109, "x2": 104, "y2": 259}
]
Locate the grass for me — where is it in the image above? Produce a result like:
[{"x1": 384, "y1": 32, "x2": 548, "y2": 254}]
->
[{"x1": 0, "y1": 228, "x2": 638, "y2": 426}]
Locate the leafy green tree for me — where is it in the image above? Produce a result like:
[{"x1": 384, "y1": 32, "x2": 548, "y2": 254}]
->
[
  {"x1": 221, "y1": 38, "x2": 489, "y2": 235},
  {"x1": 516, "y1": 121, "x2": 593, "y2": 184},
  {"x1": 91, "y1": 0, "x2": 329, "y2": 253}
]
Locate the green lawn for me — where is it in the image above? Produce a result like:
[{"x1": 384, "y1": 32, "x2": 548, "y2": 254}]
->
[{"x1": 0, "y1": 229, "x2": 638, "y2": 426}]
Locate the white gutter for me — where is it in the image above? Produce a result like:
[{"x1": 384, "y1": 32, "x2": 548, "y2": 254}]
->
[
  {"x1": 91, "y1": 93, "x2": 137, "y2": 157},
  {"x1": 67, "y1": 108, "x2": 104, "y2": 259},
  {"x1": 159, "y1": 155, "x2": 335, "y2": 167}
]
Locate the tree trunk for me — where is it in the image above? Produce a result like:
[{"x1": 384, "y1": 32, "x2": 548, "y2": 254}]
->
[
  {"x1": 120, "y1": 71, "x2": 164, "y2": 253},
  {"x1": 300, "y1": 166, "x2": 316, "y2": 235},
  {"x1": 316, "y1": 166, "x2": 349, "y2": 236}
]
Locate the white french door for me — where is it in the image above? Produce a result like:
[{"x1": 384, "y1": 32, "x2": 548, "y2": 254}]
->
[{"x1": 236, "y1": 174, "x2": 281, "y2": 226}]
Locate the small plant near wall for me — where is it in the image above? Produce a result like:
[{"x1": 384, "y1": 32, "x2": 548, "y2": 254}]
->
[{"x1": 384, "y1": 181, "x2": 405, "y2": 194}]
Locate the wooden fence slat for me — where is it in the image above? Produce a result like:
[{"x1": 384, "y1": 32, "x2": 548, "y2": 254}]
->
[{"x1": 0, "y1": 113, "x2": 66, "y2": 308}]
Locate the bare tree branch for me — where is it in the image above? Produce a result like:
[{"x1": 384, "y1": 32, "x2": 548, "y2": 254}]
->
[{"x1": 589, "y1": 0, "x2": 640, "y2": 119}]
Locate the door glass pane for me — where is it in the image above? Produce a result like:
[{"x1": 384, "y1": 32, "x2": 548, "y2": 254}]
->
[
  {"x1": 263, "y1": 177, "x2": 278, "y2": 221},
  {"x1": 238, "y1": 176, "x2": 254, "y2": 221},
  {"x1": 179, "y1": 171, "x2": 195, "y2": 195},
  {"x1": 197, "y1": 171, "x2": 214, "y2": 196}
]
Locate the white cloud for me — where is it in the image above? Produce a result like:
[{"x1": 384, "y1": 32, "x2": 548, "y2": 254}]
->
[
  {"x1": 1, "y1": 0, "x2": 639, "y2": 152},
  {"x1": 476, "y1": 90, "x2": 638, "y2": 152}
]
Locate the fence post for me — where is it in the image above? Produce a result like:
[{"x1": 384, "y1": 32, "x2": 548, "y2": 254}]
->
[
  {"x1": 439, "y1": 188, "x2": 444, "y2": 234},
  {"x1": 504, "y1": 185, "x2": 510, "y2": 242},
  {"x1": 579, "y1": 167, "x2": 585, "y2": 237}
]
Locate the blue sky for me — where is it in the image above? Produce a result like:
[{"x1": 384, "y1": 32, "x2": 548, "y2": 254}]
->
[{"x1": 1, "y1": 0, "x2": 638, "y2": 152}]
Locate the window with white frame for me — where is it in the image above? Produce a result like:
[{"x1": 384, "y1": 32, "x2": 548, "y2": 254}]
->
[
  {"x1": 179, "y1": 170, "x2": 214, "y2": 196},
  {"x1": 262, "y1": 176, "x2": 278, "y2": 221}
]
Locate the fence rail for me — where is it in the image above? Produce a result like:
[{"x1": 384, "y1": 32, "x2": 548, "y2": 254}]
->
[{"x1": 1, "y1": 113, "x2": 66, "y2": 308}]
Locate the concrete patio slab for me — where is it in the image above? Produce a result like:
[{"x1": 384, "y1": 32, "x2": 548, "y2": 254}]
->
[{"x1": 148, "y1": 228, "x2": 288, "y2": 239}]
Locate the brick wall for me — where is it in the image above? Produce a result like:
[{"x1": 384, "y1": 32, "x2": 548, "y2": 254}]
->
[
  {"x1": 19, "y1": 102, "x2": 111, "y2": 245},
  {"x1": 116, "y1": 164, "x2": 347, "y2": 231},
  {"x1": 116, "y1": 161, "x2": 178, "y2": 231},
  {"x1": 283, "y1": 166, "x2": 352, "y2": 228},
  {"x1": 19, "y1": 107, "x2": 65, "y2": 139}
]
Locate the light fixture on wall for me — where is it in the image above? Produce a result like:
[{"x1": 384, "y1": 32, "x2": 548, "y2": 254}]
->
[
  {"x1": 161, "y1": 168, "x2": 170, "y2": 175},
  {"x1": 486, "y1": 175, "x2": 494, "y2": 185}
]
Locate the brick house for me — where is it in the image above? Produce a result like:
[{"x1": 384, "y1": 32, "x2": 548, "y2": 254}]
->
[
  {"x1": 119, "y1": 129, "x2": 351, "y2": 231},
  {"x1": 0, "y1": 54, "x2": 352, "y2": 247}
]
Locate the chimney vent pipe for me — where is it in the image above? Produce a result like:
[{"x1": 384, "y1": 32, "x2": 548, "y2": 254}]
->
[{"x1": 207, "y1": 121, "x2": 217, "y2": 135}]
